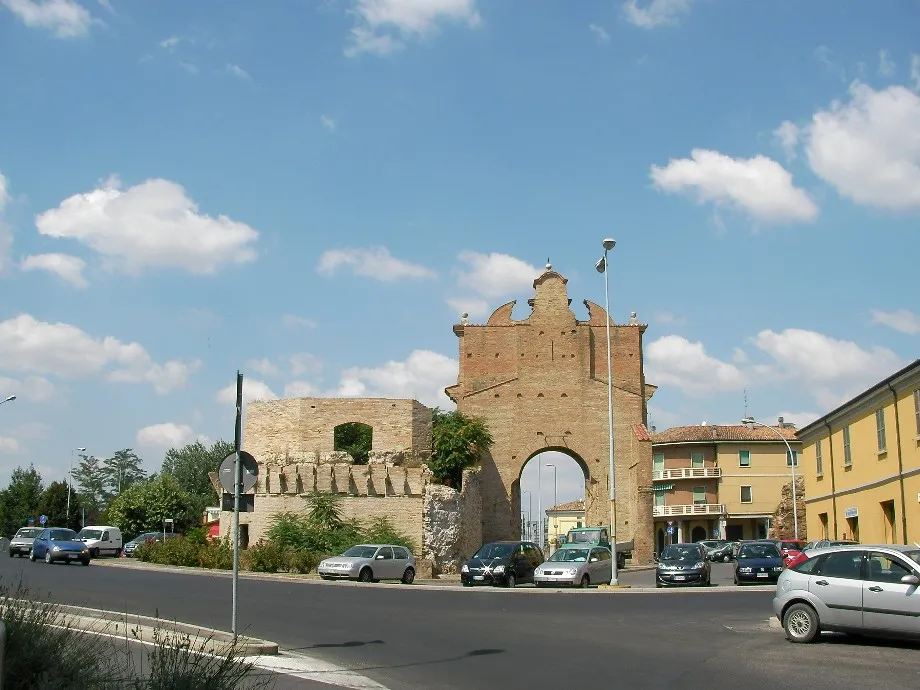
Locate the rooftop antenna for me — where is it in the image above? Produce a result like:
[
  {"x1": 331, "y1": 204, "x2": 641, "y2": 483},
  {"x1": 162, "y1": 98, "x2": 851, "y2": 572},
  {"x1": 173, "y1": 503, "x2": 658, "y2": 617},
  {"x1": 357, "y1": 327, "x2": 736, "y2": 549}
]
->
[
  {"x1": 546, "y1": 257, "x2": 552, "y2": 271},
  {"x1": 744, "y1": 389, "x2": 748, "y2": 418}
]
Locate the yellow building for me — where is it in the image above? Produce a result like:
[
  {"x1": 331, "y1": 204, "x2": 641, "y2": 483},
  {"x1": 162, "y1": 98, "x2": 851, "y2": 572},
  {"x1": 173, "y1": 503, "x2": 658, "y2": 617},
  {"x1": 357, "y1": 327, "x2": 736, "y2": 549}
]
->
[
  {"x1": 797, "y1": 360, "x2": 920, "y2": 544},
  {"x1": 544, "y1": 500, "x2": 586, "y2": 550},
  {"x1": 651, "y1": 422, "x2": 802, "y2": 552}
]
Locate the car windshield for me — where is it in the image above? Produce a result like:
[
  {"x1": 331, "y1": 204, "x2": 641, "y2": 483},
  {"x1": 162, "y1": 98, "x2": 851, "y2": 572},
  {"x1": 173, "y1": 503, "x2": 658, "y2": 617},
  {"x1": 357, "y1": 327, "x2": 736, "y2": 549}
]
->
[
  {"x1": 78, "y1": 529, "x2": 104, "y2": 540},
  {"x1": 902, "y1": 550, "x2": 920, "y2": 566},
  {"x1": 342, "y1": 546, "x2": 378, "y2": 559},
  {"x1": 48, "y1": 529, "x2": 77, "y2": 541},
  {"x1": 566, "y1": 530, "x2": 602, "y2": 544},
  {"x1": 781, "y1": 542, "x2": 803, "y2": 550},
  {"x1": 15, "y1": 528, "x2": 41, "y2": 538},
  {"x1": 660, "y1": 545, "x2": 701, "y2": 561},
  {"x1": 473, "y1": 543, "x2": 515, "y2": 560},
  {"x1": 738, "y1": 543, "x2": 780, "y2": 559},
  {"x1": 131, "y1": 533, "x2": 158, "y2": 543},
  {"x1": 549, "y1": 548, "x2": 590, "y2": 562}
]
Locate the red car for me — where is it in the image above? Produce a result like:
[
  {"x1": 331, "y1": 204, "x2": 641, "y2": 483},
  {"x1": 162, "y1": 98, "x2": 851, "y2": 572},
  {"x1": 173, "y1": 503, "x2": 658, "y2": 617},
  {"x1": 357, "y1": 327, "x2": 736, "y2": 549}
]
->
[{"x1": 779, "y1": 540, "x2": 807, "y2": 567}]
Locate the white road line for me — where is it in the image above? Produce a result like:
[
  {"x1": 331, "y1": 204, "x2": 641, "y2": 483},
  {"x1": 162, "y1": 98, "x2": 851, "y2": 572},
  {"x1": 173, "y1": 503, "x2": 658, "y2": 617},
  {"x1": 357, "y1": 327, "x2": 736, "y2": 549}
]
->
[{"x1": 253, "y1": 651, "x2": 390, "y2": 689}]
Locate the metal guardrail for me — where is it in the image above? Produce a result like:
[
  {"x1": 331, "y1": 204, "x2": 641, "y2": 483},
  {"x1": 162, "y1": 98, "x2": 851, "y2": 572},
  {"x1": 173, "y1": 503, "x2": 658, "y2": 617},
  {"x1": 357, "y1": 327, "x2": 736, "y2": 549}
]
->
[{"x1": 652, "y1": 467, "x2": 722, "y2": 481}]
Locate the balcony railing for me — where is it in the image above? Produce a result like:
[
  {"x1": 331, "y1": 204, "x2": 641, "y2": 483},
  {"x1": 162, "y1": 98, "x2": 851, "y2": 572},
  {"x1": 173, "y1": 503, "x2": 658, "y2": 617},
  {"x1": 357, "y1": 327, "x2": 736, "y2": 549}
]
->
[
  {"x1": 653, "y1": 504, "x2": 725, "y2": 517},
  {"x1": 652, "y1": 467, "x2": 721, "y2": 481}
]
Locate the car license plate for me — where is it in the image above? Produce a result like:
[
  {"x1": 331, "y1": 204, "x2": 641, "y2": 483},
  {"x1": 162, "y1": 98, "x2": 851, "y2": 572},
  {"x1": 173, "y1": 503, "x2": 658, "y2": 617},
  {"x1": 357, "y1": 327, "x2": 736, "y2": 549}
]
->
[
  {"x1": 67, "y1": 554, "x2": 78, "y2": 560},
  {"x1": 473, "y1": 575, "x2": 484, "y2": 580},
  {"x1": 757, "y1": 572, "x2": 768, "y2": 578},
  {"x1": 673, "y1": 575, "x2": 686, "y2": 581}
]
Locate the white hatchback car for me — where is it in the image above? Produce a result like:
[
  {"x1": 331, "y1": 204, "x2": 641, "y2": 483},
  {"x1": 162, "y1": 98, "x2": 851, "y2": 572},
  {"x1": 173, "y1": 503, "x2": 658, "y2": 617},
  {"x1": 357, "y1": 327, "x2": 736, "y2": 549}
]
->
[
  {"x1": 773, "y1": 544, "x2": 920, "y2": 643},
  {"x1": 318, "y1": 544, "x2": 416, "y2": 584}
]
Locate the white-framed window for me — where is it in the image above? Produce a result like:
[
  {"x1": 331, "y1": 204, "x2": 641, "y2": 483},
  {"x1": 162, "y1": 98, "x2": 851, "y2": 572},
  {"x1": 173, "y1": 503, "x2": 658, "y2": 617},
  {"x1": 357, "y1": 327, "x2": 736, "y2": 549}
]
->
[
  {"x1": 876, "y1": 408, "x2": 887, "y2": 453},
  {"x1": 692, "y1": 486, "x2": 706, "y2": 505},
  {"x1": 843, "y1": 425, "x2": 852, "y2": 466},
  {"x1": 740, "y1": 486, "x2": 753, "y2": 503},
  {"x1": 816, "y1": 439, "x2": 823, "y2": 476},
  {"x1": 786, "y1": 450, "x2": 798, "y2": 467},
  {"x1": 691, "y1": 451, "x2": 704, "y2": 468},
  {"x1": 739, "y1": 450, "x2": 750, "y2": 467}
]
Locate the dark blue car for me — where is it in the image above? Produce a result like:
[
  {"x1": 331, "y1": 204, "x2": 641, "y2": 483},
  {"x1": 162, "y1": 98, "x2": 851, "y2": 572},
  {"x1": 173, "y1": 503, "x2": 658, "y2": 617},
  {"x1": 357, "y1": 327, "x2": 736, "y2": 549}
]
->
[
  {"x1": 733, "y1": 540, "x2": 783, "y2": 585},
  {"x1": 29, "y1": 527, "x2": 90, "y2": 565}
]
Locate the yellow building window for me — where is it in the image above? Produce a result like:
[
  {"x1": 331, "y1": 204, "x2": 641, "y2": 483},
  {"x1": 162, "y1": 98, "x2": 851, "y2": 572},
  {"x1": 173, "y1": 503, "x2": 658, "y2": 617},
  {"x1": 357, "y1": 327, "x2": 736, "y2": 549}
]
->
[
  {"x1": 816, "y1": 439, "x2": 823, "y2": 476},
  {"x1": 876, "y1": 408, "x2": 887, "y2": 453},
  {"x1": 739, "y1": 450, "x2": 750, "y2": 467},
  {"x1": 740, "y1": 486, "x2": 752, "y2": 503},
  {"x1": 843, "y1": 425, "x2": 852, "y2": 466}
]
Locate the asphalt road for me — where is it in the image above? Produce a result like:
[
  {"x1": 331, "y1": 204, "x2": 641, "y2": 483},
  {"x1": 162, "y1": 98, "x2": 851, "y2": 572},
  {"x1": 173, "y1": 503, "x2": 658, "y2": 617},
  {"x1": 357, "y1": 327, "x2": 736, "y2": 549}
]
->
[{"x1": 2, "y1": 557, "x2": 919, "y2": 690}]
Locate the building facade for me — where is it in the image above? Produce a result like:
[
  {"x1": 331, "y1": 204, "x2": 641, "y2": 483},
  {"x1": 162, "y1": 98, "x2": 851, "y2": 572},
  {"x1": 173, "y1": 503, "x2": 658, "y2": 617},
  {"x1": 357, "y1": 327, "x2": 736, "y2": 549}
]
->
[
  {"x1": 544, "y1": 499, "x2": 586, "y2": 549},
  {"x1": 651, "y1": 422, "x2": 802, "y2": 552},
  {"x1": 797, "y1": 360, "x2": 920, "y2": 545}
]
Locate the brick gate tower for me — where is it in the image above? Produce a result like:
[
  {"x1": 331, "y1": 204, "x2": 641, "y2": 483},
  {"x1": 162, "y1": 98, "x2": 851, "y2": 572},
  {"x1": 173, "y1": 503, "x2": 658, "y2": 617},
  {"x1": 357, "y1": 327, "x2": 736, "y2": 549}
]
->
[{"x1": 446, "y1": 266, "x2": 655, "y2": 563}]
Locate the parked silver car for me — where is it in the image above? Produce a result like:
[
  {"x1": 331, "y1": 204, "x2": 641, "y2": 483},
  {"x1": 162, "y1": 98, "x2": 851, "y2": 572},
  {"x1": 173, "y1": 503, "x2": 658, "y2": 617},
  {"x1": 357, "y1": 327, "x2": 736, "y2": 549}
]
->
[
  {"x1": 9, "y1": 527, "x2": 43, "y2": 557},
  {"x1": 773, "y1": 544, "x2": 920, "y2": 643},
  {"x1": 534, "y1": 546, "x2": 612, "y2": 588},
  {"x1": 318, "y1": 544, "x2": 416, "y2": 584}
]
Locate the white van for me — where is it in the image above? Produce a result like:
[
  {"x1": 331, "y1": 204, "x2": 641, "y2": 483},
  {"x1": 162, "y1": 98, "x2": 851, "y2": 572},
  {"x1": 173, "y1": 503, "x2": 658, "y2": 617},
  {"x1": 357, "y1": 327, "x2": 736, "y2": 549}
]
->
[{"x1": 77, "y1": 525, "x2": 123, "y2": 558}]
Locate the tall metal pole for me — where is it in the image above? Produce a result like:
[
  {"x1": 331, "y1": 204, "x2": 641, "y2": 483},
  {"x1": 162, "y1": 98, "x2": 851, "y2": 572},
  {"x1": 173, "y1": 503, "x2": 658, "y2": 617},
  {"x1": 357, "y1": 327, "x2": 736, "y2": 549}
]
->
[
  {"x1": 537, "y1": 460, "x2": 542, "y2": 549},
  {"x1": 231, "y1": 371, "x2": 243, "y2": 638},
  {"x1": 744, "y1": 419, "x2": 798, "y2": 540},
  {"x1": 600, "y1": 241, "x2": 619, "y2": 585},
  {"x1": 66, "y1": 447, "x2": 85, "y2": 526}
]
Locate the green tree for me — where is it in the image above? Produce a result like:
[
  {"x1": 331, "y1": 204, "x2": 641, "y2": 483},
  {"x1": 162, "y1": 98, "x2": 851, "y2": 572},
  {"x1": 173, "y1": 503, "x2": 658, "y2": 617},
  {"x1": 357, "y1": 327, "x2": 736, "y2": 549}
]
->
[
  {"x1": 333, "y1": 422, "x2": 372, "y2": 464},
  {"x1": 102, "y1": 448, "x2": 146, "y2": 496},
  {"x1": 306, "y1": 491, "x2": 344, "y2": 532},
  {"x1": 72, "y1": 454, "x2": 107, "y2": 514},
  {"x1": 104, "y1": 474, "x2": 195, "y2": 537},
  {"x1": 0, "y1": 465, "x2": 44, "y2": 535},
  {"x1": 161, "y1": 439, "x2": 233, "y2": 518},
  {"x1": 427, "y1": 408, "x2": 493, "y2": 488},
  {"x1": 36, "y1": 480, "x2": 82, "y2": 531}
]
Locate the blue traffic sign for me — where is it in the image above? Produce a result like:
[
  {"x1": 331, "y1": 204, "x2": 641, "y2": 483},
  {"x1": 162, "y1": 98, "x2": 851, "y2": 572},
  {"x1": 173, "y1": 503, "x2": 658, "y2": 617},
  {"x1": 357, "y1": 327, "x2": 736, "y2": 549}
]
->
[
  {"x1": 39, "y1": 515, "x2": 47, "y2": 525},
  {"x1": 666, "y1": 526, "x2": 674, "y2": 535}
]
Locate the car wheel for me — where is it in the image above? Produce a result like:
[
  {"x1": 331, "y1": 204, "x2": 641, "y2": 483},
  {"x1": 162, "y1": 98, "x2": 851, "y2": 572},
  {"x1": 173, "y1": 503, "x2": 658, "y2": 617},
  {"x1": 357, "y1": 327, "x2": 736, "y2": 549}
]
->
[
  {"x1": 45, "y1": 551, "x2": 52, "y2": 564},
  {"x1": 401, "y1": 568, "x2": 415, "y2": 585},
  {"x1": 506, "y1": 573, "x2": 516, "y2": 588},
  {"x1": 358, "y1": 567, "x2": 373, "y2": 583},
  {"x1": 579, "y1": 575, "x2": 590, "y2": 589},
  {"x1": 783, "y1": 603, "x2": 820, "y2": 643},
  {"x1": 81, "y1": 559, "x2": 90, "y2": 566},
  {"x1": 29, "y1": 550, "x2": 36, "y2": 562}
]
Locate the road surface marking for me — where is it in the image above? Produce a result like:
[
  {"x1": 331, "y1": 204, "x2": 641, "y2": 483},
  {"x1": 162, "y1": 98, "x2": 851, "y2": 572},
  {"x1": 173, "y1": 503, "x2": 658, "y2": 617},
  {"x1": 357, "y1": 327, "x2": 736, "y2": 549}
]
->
[{"x1": 254, "y1": 651, "x2": 390, "y2": 689}]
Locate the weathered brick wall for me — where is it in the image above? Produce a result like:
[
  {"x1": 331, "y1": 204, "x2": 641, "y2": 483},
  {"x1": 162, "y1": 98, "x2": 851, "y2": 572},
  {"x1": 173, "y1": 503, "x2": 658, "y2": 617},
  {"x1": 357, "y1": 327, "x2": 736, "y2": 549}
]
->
[{"x1": 448, "y1": 270, "x2": 654, "y2": 563}]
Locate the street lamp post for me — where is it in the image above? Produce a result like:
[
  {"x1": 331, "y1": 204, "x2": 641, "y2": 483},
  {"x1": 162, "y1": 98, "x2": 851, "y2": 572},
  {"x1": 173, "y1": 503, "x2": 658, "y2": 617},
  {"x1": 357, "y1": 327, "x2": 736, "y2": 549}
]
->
[
  {"x1": 66, "y1": 447, "x2": 87, "y2": 524},
  {"x1": 596, "y1": 238, "x2": 619, "y2": 585},
  {"x1": 742, "y1": 417, "x2": 799, "y2": 540},
  {"x1": 522, "y1": 490, "x2": 532, "y2": 541},
  {"x1": 546, "y1": 463, "x2": 558, "y2": 548},
  {"x1": 537, "y1": 460, "x2": 543, "y2": 549}
]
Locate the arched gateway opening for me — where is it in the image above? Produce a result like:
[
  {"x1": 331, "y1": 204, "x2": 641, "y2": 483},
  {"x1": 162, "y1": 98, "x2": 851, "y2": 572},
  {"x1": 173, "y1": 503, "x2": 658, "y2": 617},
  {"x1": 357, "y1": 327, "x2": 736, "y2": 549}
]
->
[
  {"x1": 517, "y1": 449, "x2": 588, "y2": 552},
  {"x1": 446, "y1": 265, "x2": 657, "y2": 564}
]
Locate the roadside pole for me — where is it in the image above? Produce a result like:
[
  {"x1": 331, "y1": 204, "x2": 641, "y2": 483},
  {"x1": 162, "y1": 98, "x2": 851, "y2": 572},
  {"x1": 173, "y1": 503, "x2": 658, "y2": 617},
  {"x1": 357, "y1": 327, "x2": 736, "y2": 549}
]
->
[{"x1": 232, "y1": 371, "x2": 243, "y2": 638}]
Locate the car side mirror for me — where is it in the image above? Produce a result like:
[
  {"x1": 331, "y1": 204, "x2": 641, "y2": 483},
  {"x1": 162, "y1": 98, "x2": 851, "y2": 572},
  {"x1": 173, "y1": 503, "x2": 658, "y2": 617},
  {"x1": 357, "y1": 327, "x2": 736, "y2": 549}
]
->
[{"x1": 901, "y1": 574, "x2": 920, "y2": 586}]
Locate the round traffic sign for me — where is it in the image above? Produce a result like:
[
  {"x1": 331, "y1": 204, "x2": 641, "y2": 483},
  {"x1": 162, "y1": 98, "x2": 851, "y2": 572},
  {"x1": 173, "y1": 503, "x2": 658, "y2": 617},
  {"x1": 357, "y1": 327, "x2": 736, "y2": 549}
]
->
[
  {"x1": 39, "y1": 514, "x2": 47, "y2": 525},
  {"x1": 219, "y1": 451, "x2": 258, "y2": 494}
]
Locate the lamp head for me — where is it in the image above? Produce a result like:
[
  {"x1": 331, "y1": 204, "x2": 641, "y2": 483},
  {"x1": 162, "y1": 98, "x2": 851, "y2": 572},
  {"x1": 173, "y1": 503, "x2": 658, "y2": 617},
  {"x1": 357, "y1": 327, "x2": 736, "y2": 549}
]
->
[
  {"x1": 602, "y1": 238, "x2": 616, "y2": 251},
  {"x1": 595, "y1": 257, "x2": 606, "y2": 273},
  {"x1": 1, "y1": 395, "x2": 15, "y2": 403},
  {"x1": 76, "y1": 447, "x2": 86, "y2": 452},
  {"x1": 741, "y1": 417, "x2": 755, "y2": 426}
]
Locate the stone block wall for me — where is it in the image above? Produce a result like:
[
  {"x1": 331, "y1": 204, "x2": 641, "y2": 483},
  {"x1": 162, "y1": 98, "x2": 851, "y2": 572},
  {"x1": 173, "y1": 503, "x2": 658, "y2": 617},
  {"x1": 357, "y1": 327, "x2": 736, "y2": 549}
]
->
[{"x1": 422, "y1": 467, "x2": 482, "y2": 573}]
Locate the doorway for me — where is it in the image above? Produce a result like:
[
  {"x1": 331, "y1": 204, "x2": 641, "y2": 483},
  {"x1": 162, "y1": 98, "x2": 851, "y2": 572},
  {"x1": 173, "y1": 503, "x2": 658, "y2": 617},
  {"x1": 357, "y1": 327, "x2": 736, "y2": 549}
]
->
[
  {"x1": 691, "y1": 526, "x2": 706, "y2": 542},
  {"x1": 881, "y1": 501, "x2": 896, "y2": 543}
]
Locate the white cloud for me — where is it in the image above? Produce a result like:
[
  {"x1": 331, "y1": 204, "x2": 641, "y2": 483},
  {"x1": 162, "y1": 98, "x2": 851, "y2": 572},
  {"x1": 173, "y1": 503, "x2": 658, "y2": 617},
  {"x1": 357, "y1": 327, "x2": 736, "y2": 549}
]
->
[
  {"x1": 0, "y1": 436, "x2": 20, "y2": 453},
  {"x1": 772, "y1": 121, "x2": 800, "y2": 162},
  {"x1": 646, "y1": 335, "x2": 747, "y2": 397},
  {"x1": 878, "y1": 49, "x2": 895, "y2": 77},
  {"x1": 20, "y1": 253, "x2": 88, "y2": 288},
  {"x1": 651, "y1": 149, "x2": 818, "y2": 224},
  {"x1": 652, "y1": 311, "x2": 686, "y2": 325},
  {"x1": 871, "y1": 308, "x2": 920, "y2": 335},
  {"x1": 446, "y1": 297, "x2": 491, "y2": 320},
  {"x1": 178, "y1": 61, "x2": 198, "y2": 75},
  {"x1": 317, "y1": 246, "x2": 436, "y2": 281},
  {"x1": 282, "y1": 314, "x2": 317, "y2": 330},
  {"x1": 136, "y1": 422, "x2": 196, "y2": 449},
  {"x1": 752, "y1": 328, "x2": 907, "y2": 409},
  {"x1": 800, "y1": 82, "x2": 920, "y2": 211},
  {"x1": 454, "y1": 251, "x2": 540, "y2": 298},
  {"x1": 911, "y1": 54, "x2": 920, "y2": 90},
  {"x1": 345, "y1": 0, "x2": 481, "y2": 57},
  {"x1": 0, "y1": 170, "x2": 11, "y2": 274},
  {"x1": 335, "y1": 349, "x2": 458, "y2": 408},
  {"x1": 0, "y1": 313, "x2": 198, "y2": 394},
  {"x1": 283, "y1": 381, "x2": 318, "y2": 398},
  {"x1": 0, "y1": 375, "x2": 57, "y2": 402},
  {"x1": 290, "y1": 352, "x2": 322, "y2": 376},
  {"x1": 35, "y1": 175, "x2": 259, "y2": 274},
  {"x1": 160, "y1": 35, "x2": 184, "y2": 51},
  {"x1": 622, "y1": 0, "x2": 692, "y2": 29},
  {"x1": 588, "y1": 23, "x2": 609, "y2": 43},
  {"x1": 320, "y1": 115, "x2": 336, "y2": 132},
  {"x1": 1, "y1": 0, "x2": 95, "y2": 38},
  {"x1": 246, "y1": 358, "x2": 278, "y2": 377},
  {"x1": 216, "y1": 378, "x2": 277, "y2": 405},
  {"x1": 226, "y1": 63, "x2": 250, "y2": 80},
  {"x1": 732, "y1": 347, "x2": 749, "y2": 364}
]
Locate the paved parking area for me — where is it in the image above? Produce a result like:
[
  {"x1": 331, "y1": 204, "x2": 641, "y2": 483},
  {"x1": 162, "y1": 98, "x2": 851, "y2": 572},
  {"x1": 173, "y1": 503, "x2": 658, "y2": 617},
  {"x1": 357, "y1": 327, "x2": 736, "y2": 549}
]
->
[{"x1": 617, "y1": 560, "x2": 758, "y2": 589}]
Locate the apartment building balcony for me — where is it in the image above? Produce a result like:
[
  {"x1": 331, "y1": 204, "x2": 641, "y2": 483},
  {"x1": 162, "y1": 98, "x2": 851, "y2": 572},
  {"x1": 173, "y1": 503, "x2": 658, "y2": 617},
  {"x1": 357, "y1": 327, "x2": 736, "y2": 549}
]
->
[
  {"x1": 652, "y1": 467, "x2": 722, "y2": 481},
  {"x1": 653, "y1": 504, "x2": 726, "y2": 517}
]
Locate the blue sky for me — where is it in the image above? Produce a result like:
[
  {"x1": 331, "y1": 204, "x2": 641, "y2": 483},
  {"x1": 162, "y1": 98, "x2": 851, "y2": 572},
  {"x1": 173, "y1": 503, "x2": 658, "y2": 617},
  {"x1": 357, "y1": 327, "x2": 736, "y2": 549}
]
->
[{"x1": 1, "y1": 0, "x2": 918, "y2": 516}]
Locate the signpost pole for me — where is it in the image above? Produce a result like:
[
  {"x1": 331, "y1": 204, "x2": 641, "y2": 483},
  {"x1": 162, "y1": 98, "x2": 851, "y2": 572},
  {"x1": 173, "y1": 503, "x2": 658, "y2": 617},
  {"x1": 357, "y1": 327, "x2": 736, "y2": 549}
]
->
[{"x1": 231, "y1": 371, "x2": 243, "y2": 639}]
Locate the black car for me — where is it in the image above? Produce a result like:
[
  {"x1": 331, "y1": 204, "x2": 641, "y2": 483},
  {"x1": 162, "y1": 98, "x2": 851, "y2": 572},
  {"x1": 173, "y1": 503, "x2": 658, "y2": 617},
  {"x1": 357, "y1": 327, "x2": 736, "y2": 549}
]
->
[
  {"x1": 461, "y1": 541, "x2": 544, "y2": 588},
  {"x1": 655, "y1": 542, "x2": 711, "y2": 587},
  {"x1": 699, "y1": 539, "x2": 733, "y2": 562},
  {"x1": 733, "y1": 540, "x2": 785, "y2": 585},
  {"x1": 122, "y1": 531, "x2": 178, "y2": 557}
]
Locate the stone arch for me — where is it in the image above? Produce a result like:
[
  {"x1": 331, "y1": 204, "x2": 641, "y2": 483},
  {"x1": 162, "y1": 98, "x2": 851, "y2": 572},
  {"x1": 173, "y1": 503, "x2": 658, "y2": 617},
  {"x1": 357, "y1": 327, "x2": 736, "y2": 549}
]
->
[
  {"x1": 516, "y1": 446, "x2": 590, "y2": 544},
  {"x1": 333, "y1": 421, "x2": 373, "y2": 465}
]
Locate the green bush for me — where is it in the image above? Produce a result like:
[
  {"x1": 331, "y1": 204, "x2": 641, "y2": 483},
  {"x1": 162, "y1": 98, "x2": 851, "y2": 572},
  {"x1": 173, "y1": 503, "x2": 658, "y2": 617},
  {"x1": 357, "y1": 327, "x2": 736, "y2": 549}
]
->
[
  {"x1": 246, "y1": 539, "x2": 288, "y2": 573},
  {"x1": 197, "y1": 538, "x2": 233, "y2": 570},
  {"x1": 136, "y1": 536, "x2": 232, "y2": 570},
  {"x1": 285, "y1": 548, "x2": 319, "y2": 574}
]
